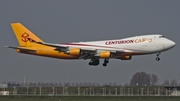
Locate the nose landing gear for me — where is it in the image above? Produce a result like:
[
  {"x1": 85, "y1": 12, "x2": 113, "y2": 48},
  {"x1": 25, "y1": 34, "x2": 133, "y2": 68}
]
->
[{"x1": 156, "y1": 53, "x2": 161, "y2": 61}]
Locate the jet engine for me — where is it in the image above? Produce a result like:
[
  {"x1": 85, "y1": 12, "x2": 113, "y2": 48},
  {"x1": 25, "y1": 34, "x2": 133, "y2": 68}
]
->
[
  {"x1": 99, "y1": 51, "x2": 111, "y2": 58},
  {"x1": 66, "y1": 48, "x2": 81, "y2": 55},
  {"x1": 119, "y1": 56, "x2": 132, "y2": 60}
]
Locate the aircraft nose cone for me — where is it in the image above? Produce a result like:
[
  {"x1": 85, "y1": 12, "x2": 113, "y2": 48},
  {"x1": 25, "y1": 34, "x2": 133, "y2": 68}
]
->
[
  {"x1": 169, "y1": 40, "x2": 176, "y2": 47},
  {"x1": 167, "y1": 40, "x2": 176, "y2": 49}
]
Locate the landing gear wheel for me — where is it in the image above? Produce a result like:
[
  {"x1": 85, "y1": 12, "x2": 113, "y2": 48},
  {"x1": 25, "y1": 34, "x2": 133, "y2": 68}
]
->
[
  {"x1": 103, "y1": 63, "x2": 107, "y2": 67},
  {"x1": 89, "y1": 62, "x2": 92, "y2": 65},
  {"x1": 88, "y1": 59, "x2": 100, "y2": 66},
  {"x1": 103, "y1": 59, "x2": 109, "y2": 67},
  {"x1": 155, "y1": 52, "x2": 161, "y2": 61},
  {"x1": 104, "y1": 59, "x2": 109, "y2": 63},
  {"x1": 105, "y1": 60, "x2": 109, "y2": 63},
  {"x1": 156, "y1": 57, "x2": 160, "y2": 61}
]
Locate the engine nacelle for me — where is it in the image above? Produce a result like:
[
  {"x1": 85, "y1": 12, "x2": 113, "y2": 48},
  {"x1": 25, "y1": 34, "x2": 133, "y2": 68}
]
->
[
  {"x1": 68, "y1": 48, "x2": 81, "y2": 55},
  {"x1": 99, "y1": 51, "x2": 111, "y2": 58},
  {"x1": 120, "y1": 56, "x2": 132, "y2": 60}
]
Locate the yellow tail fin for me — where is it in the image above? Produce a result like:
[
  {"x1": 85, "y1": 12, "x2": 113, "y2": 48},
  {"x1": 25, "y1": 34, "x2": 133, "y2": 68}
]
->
[{"x1": 11, "y1": 23, "x2": 43, "y2": 47}]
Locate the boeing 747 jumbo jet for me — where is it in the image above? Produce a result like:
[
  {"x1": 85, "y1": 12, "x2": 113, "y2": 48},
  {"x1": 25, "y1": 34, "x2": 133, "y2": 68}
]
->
[{"x1": 6, "y1": 23, "x2": 176, "y2": 66}]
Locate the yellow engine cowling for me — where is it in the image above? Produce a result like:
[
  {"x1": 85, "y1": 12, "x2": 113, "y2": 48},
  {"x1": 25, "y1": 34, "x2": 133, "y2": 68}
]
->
[
  {"x1": 120, "y1": 56, "x2": 132, "y2": 60},
  {"x1": 69, "y1": 48, "x2": 81, "y2": 55},
  {"x1": 99, "y1": 51, "x2": 111, "y2": 58}
]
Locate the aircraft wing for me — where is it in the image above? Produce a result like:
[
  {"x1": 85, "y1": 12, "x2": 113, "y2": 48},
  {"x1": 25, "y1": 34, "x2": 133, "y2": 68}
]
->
[
  {"x1": 33, "y1": 41, "x2": 97, "y2": 58},
  {"x1": 27, "y1": 38, "x2": 68, "y2": 50},
  {"x1": 35, "y1": 42, "x2": 68, "y2": 49},
  {"x1": 32, "y1": 41, "x2": 125, "y2": 59}
]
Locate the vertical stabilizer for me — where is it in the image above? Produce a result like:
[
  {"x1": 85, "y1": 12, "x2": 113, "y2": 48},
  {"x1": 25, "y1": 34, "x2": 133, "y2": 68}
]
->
[{"x1": 11, "y1": 23, "x2": 43, "y2": 47}]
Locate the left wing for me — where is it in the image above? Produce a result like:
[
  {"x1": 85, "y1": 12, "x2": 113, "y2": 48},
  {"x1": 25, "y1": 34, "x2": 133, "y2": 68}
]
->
[
  {"x1": 30, "y1": 40, "x2": 97, "y2": 59},
  {"x1": 28, "y1": 38, "x2": 125, "y2": 59}
]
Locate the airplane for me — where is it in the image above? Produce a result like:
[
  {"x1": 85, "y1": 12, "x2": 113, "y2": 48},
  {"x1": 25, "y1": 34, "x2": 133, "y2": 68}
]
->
[{"x1": 6, "y1": 23, "x2": 176, "y2": 66}]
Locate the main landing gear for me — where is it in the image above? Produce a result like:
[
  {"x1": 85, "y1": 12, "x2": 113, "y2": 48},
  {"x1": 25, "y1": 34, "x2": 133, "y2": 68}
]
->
[
  {"x1": 156, "y1": 52, "x2": 161, "y2": 61},
  {"x1": 88, "y1": 58, "x2": 109, "y2": 66},
  {"x1": 89, "y1": 58, "x2": 99, "y2": 66},
  {"x1": 103, "y1": 59, "x2": 109, "y2": 67}
]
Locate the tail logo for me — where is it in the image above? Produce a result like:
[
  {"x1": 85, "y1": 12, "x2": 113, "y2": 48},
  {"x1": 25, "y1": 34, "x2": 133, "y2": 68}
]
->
[{"x1": 21, "y1": 32, "x2": 29, "y2": 42}]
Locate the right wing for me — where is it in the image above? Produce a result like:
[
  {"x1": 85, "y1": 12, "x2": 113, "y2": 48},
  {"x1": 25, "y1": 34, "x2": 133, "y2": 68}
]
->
[
  {"x1": 35, "y1": 42, "x2": 69, "y2": 52},
  {"x1": 28, "y1": 38, "x2": 69, "y2": 52}
]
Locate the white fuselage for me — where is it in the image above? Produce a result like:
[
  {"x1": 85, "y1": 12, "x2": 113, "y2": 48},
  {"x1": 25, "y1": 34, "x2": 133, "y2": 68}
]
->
[{"x1": 59, "y1": 34, "x2": 175, "y2": 57}]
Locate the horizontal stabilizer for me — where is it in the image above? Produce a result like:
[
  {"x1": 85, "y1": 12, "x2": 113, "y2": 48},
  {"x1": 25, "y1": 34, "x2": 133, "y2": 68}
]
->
[{"x1": 5, "y1": 46, "x2": 37, "y2": 51}]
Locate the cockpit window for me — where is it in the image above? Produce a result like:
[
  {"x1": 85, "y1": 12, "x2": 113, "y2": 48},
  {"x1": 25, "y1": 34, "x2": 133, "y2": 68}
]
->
[{"x1": 159, "y1": 36, "x2": 165, "y2": 38}]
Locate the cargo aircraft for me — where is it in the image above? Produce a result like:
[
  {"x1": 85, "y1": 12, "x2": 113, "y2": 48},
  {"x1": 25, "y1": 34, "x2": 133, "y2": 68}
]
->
[{"x1": 6, "y1": 23, "x2": 176, "y2": 66}]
